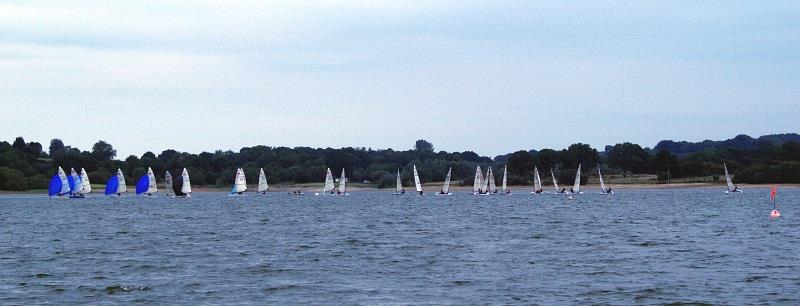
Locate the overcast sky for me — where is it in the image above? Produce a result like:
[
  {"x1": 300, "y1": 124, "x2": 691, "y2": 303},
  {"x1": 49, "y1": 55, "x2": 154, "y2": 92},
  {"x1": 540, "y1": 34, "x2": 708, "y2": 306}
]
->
[{"x1": 2, "y1": 1, "x2": 799, "y2": 158}]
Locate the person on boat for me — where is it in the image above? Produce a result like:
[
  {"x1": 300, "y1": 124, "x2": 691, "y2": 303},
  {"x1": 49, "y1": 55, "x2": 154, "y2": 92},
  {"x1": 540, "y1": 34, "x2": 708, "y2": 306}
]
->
[
  {"x1": 506, "y1": 189, "x2": 511, "y2": 194},
  {"x1": 559, "y1": 188, "x2": 566, "y2": 194},
  {"x1": 732, "y1": 185, "x2": 739, "y2": 192},
  {"x1": 418, "y1": 190, "x2": 424, "y2": 195},
  {"x1": 401, "y1": 188, "x2": 405, "y2": 194},
  {"x1": 606, "y1": 187, "x2": 612, "y2": 194}
]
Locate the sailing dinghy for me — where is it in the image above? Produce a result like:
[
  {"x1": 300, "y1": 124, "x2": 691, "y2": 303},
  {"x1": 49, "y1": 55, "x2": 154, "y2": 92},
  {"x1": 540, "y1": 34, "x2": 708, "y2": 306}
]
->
[
  {"x1": 68, "y1": 168, "x2": 85, "y2": 198},
  {"x1": 317, "y1": 168, "x2": 335, "y2": 196},
  {"x1": 723, "y1": 163, "x2": 742, "y2": 194},
  {"x1": 337, "y1": 168, "x2": 348, "y2": 195},
  {"x1": 531, "y1": 166, "x2": 544, "y2": 194},
  {"x1": 501, "y1": 165, "x2": 510, "y2": 194},
  {"x1": 229, "y1": 168, "x2": 247, "y2": 196},
  {"x1": 104, "y1": 169, "x2": 127, "y2": 196},
  {"x1": 473, "y1": 165, "x2": 484, "y2": 195},
  {"x1": 598, "y1": 164, "x2": 612, "y2": 195},
  {"x1": 569, "y1": 163, "x2": 583, "y2": 195},
  {"x1": 551, "y1": 168, "x2": 565, "y2": 194},
  {"x1": 135, "y1": 167, "x2": 158, "y2": 196},
  {"x1": 257, "y1": 168, "x2": 269, "y2": 194},
  {"x1": 173, "y1": 168, "x2": 192, "y2": 197},
  {"x1": 165, "y1": 171, "x2": 174, "y2": 197},
  {"x1": 436, "y1": 167, "x2": 453, "y2": 195},
  {"x1": 48, "y1": 166, "x2": 71, "y2": 198},
  {"x1": 79, "y1": 168, "x2": 91, "y2": 195},
  {"x1": 392, "y1": 169, "x2": 405, "y2": 195},
  {"x1": 413, "y1": 165, "x2": 423, "y2": 195}
]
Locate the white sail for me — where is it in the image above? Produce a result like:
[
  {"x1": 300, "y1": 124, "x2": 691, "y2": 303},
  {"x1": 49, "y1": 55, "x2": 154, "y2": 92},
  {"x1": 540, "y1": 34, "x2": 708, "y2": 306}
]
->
[
  {"x1": 551, "y1": 168, "x2": 560, "y2": 192},
  {"x1": 487, "y1": 166, "x2": 496, "y2": 193},
  {"x1": 116, "y1": 168, "x2": 127, "y2": 193},
  {"x1": 70, "y1": 168, "x2": 83, "y2": 194},
  {"x1": 338, "y1": 168, "x2": 347, "y2": 194},
  {"x1": 572, "y1": 163, "x2": 582, "y2": 193},
  {"x1": 473, "y1": 165, "x2": 483, "y2": 193},
  {"x1": 413, "y1": 165, "x2": 422, "y2": 192},
  {"x1": 146, "y1": 167, "x2": 158, "y2": 193},
  {"x1": 80, "y1": 168, "x2": 91, "y2": 193},
  {"x1": 57, "y1": 167, "x2": 70, "y2": 194},
  {"x1": 257, "y1": 168, "x2": 268, "y2": 193},
  {"x1": 533, "y1": 166, "x2": 542, "y2": 192},
  {"x1": 165, "y1": 171, "x2": 173, "y2": 195},
  {"x1": 441, "y1": 167, "x2": 452, "y2": 194},
  {"x1": 234, "y1": 168, "x2": 247, "y2": 193},
  {"x1": 501, "y1": 165, "x2": 508, "y2": 193},
  {"x1": 181, "y1": 168, "x2": 192, "y2": 194},
  {"x1": 724, "y1": 163, "x2": 735, "y2": 191},
  {"x1": 323, "y1": 168, "x2": 334, "y2": 193},
  {"x1": 598, "y1": 164, "x2": 607, "y2": 192},
  {"x1": 482, "y1": 167, "x2": 490, "y2": 192},
  {"x1": 396, "y1": 169, "x2": 403, "y2": 193}
]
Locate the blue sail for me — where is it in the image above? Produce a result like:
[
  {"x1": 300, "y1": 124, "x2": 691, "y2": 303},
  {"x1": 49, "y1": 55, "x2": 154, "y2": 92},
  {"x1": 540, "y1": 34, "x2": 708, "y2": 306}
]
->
[
  {"x1": 105, "y1": 176, "x2": 119, "y2": 195},
  {"x1": 230, "y1": 184, "x2": 236, "y2": 194},
  {"x1": 135, "y1": 175, "x2": 149, "y2": 194},
  {"x1": 48, "y1": 175, "x2": 62, "y2": 196},
  {"x1": 67, "y1": 175, "x2": 76, "y2": 195}
]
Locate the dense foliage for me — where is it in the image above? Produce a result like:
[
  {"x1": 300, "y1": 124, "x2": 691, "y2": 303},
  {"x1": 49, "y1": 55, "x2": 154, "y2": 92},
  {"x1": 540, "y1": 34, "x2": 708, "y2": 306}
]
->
[{"x1": 0, "y1": 134, "x2": 798, "y2": 190}]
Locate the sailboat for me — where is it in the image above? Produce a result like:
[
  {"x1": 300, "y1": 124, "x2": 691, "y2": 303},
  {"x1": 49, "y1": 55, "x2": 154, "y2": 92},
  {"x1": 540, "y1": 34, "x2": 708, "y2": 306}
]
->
[
  {"x1": 318, "y1": 168, "x2": 335, "y2": 196},
  {"x1": 337, "y1": 168, "x2": 348, "y2": 196},
  {"x1": 551, "y1": 168, "x2": 564, "y2": 194},
  {"x1": 165, "y1": 171, "x2": 174, "y2": 197},
  {"x1": 104, "y1": 169, "x2": 127, "y2": 196},
  {"x1": 569, "y1": 163, "x2": 583, "y2": 195},
  {"x1": 531, "y1": 166, "x2": 544, "y2": 194},
  {"x1": 723, "y1": 163, "x2": 742, "y2": 194},
  {"x1": 436, "y1": 167, "x2": 453, "y2": 195},
  {"x1": 473, "y1": 165, "x2": 484, "y2": 195},
  {"x1": 598, "y1": 164, "x2": 612, "y2": 195},
  {"x1": 68, "y1": 168, "x2": 85, "y2": 198},
  {"x1": 501, "y1": 165, "x2": 510, "y2": 194},
  {"x1": 48, "y1": 166, "x2": 71, "y2": 198},
  {"x1": 174, "y1": 168, "x2": 192, "y2": 198},
  {"x1": 486, "y1": 166, "x2": 497, "y2": 194},
  {"x1": 413, "y1": 165, "x2": 423, "y2": 195},
  {"x1": 135, "y1": 167, "x2": 158, "y2": 196},
  {"x1": 257, "y1": 168, "x2": 269, "y2": 194},
  {"x1": 79, "y1": 168, "x2": 91, "y2": 195},
  {"x1": 229, "y1": 168, "x2": 247, "y2": 196},
  {"x1": 392, "y1": 169, "x2": 405, "y2": 195}
]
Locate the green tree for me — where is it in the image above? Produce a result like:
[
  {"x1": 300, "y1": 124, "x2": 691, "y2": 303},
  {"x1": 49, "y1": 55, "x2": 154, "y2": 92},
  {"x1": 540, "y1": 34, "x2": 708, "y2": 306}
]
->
[
  {"x1": 415, "y1": 139, "x2": 434, "y2": 152},
  {"x1": 506, "y1": 150, "x2": 536, "y2": 176},
  {"x1": 91, "y1": 140, "x2": 116, "y2": 161},
  {"x1": 608, "y1": 142, "x2": 651, "y2": 175},
  {"x1": 49, "y1": 139, "x2": 65, "y2": 157}
]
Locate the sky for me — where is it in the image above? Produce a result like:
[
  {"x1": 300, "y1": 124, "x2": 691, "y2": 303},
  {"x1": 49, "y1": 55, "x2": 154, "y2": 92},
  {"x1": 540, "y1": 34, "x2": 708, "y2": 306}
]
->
[{"x1": 1, "y1": 1, "x2": 799, "y2": 158}]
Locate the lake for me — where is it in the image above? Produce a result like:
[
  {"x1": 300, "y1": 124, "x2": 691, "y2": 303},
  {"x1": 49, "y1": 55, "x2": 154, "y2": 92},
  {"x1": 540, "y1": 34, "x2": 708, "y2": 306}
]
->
[{"x1": 0, "y1": 189, "x2": 798, "y2": 304}]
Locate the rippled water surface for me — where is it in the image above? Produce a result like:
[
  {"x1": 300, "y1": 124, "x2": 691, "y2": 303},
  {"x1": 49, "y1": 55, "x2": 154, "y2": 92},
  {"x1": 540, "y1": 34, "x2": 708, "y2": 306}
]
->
[{"x1": 1, "y1": 188, "x2": 799, "y2": 304}]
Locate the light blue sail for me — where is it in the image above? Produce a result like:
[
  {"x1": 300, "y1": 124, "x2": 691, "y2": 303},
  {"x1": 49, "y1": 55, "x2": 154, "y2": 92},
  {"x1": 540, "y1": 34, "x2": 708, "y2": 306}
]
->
[
  {"x1": 67, "y1": 175, "x2": 76, "y2": 195},
  {"x1": 105, "y1": 176, "x2": 119, "y2": 195}
]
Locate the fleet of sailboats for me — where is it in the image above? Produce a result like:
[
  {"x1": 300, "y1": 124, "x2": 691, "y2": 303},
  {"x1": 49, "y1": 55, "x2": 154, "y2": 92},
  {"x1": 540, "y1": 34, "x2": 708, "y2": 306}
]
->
[{"x1": 50, "y1": 162, "x2": 771, "y2": 198}]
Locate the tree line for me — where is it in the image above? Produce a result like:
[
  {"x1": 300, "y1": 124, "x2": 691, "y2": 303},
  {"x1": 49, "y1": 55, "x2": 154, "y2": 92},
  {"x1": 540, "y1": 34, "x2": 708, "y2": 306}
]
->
[{"x1": 0, "y1": 135, "x2": 798, "y2": 191}]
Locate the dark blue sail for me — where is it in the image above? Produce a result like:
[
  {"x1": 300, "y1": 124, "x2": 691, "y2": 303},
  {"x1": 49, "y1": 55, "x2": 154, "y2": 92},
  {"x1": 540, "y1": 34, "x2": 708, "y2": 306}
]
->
[
  {"x1": 135, "y1": 175, "x2": 149, "y2": 194},
  {"x1": 105, "y1": 176, "x2": 118, "y2": 195},
  {"x1": 48, "y1": 175, "x2": 62, "y2": 196},
  {"x1": 67, "y1": 175, "x2": 76, "y2": 195}
]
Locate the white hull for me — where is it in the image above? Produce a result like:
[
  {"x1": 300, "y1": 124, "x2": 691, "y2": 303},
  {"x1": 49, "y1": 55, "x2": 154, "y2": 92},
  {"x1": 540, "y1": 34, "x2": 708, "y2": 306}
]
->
[
  {"x1": 435, "y1": 192, "x2": 453, "y2": 196},
  {"x1": 725, "y1": 190, "x2": 743, "y2": 194}
]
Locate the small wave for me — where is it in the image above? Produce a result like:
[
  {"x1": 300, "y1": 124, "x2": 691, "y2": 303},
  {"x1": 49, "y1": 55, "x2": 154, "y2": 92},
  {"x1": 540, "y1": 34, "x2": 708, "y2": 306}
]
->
[
  {"x1": 745, "y1": 275, "x2": 768, "y2": 282},
  {"x1": 105, "y1": 285, "x2": 152, "y2": 294}
]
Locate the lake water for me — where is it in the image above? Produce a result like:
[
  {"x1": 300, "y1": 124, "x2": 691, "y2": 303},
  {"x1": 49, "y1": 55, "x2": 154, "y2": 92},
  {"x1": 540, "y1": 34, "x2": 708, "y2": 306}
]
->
[{"x1": 0, "y1": 189, "x2": 798, "y2": 304}]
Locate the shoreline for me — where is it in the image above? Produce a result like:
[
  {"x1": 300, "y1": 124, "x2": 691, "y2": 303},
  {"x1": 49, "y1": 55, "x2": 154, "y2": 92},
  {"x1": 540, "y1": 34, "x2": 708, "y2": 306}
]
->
[{"x1": 2, "y1": 183, "x2": 797, "y2": 195}]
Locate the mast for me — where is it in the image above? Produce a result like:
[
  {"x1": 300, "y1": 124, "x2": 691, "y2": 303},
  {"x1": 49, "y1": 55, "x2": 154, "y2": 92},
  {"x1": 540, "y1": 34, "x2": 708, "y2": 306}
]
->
[{"x1": 441, "y1": 167, "x2": 452, "y2": 194}]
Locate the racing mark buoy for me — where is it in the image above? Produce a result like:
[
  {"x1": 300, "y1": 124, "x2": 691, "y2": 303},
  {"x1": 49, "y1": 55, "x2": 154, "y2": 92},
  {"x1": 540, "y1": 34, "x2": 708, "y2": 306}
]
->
[{"x1": 770, "y1": 209, "x2": 781, "y2": 218}]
